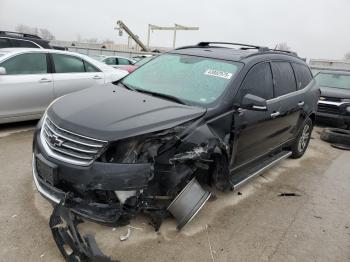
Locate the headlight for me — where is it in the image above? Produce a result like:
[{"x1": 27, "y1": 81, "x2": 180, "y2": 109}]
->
[
  {"x1": 346, "y1": 106, "x2": 350, "y2": 113},
  {"x1": 342, "y1": 98, "x2": 350, "y2": 103},
  {"x1": 100, "y1": 120, "x2": 196, "y2": 164}
]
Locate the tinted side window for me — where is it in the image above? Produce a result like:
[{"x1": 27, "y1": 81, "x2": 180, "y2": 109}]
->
[
  {"x1": 11, "y1": 39, "x2": 39, "y2": 48},
  {"x1": 52, "y1": 54, "x2": 85, "y2": 73},
  {"x1": 118, "y1": 58, "x2": 131, "y2": 65},
  {"x1": 240, "y1": 62, "x2": 274, "y2": 100},
  {"x1": 292, "y1": 63, "x2": 313, "y2": 89},
  {"x1": 0, "y1": 38, "x2": 12, "y2": 48},
  {"x1": 0, "y1": 53, "x2": 47, "y2": 75},
  {"x1": 271, "y1": 62, "x2": 297, "y2": 97},
  {"x1": 104, "y1": 57, "x2": 116, "y2": 65},
  {"x1": 84, "y1": 60, "x2": 99, "y2": 72}
]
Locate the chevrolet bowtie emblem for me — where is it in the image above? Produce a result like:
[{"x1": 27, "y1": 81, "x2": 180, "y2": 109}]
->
[
  {"x1": 48, "y1": 134, "x2": 64, "y2": 147},
  {"x1": 319, "y1": 97, "x2": 325, "y2": 100}
]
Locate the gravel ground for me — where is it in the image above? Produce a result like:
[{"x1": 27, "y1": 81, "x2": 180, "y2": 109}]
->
[{"x1": 0, "y1": 123, "x2": 349, "y2": 262}]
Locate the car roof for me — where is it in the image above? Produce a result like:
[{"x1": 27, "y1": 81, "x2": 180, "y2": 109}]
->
[
  {"x1": 171, "y1": 47, "x2": 254, "y2": 61},
  {"x1": 170, "y1": 43, "x2": 305, "y2": 64},
  {"x1": 0, "y1": 47, "x2": 86, "y2": 56}
]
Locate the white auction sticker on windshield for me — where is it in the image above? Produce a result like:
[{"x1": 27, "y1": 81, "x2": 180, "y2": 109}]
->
[{"x1": 204, "y1": 69, "x2": 232, "y2": 80}]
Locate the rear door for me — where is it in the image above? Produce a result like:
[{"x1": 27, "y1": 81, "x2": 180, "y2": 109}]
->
[
  {"x1": 271, "y1": 61, "x2": 304, "y2": 141},
  {"x1": 0, "y1": 52, "x2": 54, "y2": 118},
  {"x1": 51, "y1": 53, "x2": 104, "y2": 98},
  {"x1": 233, "y1": 62, "x2": 283, "y2": 167}
]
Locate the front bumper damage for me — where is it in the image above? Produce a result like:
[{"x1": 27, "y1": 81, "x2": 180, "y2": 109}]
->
[
  {"x1": 50, "y1": 197, "x2": 118, "y2": 262},
  {"x1": 33, "y1": 115, "x2": 233, "y2": 261}
]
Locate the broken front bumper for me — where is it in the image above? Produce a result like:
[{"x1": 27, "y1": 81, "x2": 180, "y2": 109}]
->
[{"x1": 32, "y1": 127, "x2": 152, "y2": 224}]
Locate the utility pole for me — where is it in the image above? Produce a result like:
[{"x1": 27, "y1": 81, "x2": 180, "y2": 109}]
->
[{"x1": 147, "y1": 24, "x2": 199, "y2": 49}]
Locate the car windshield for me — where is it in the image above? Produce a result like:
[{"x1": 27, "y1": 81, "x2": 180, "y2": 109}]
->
[
  {"x1": 315, "y1": 72, "x2": 350, "y2": 90},
  {"x1": 121, "y1": 54, "x2": 240, "y2": 106},
  {"x1": 135, "y1": 57, "x2": 153, "y2": 66}
]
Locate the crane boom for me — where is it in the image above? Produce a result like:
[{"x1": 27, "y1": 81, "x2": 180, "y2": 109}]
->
[{"x1": 116, "y1": 20, "x2": 149, "y2": 52}]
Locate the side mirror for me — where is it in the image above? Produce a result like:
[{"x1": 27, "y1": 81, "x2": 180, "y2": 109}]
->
[
  {"x1": 0, "y1": 67, "x2": 6, "y2": 75},
  {"x1": 240, "y1": 93, "x2": 268, "y2": 111}
]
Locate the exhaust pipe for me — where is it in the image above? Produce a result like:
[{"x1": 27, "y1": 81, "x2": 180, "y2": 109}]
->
[{"x1": 167, "y1": 178, "x2": 211, "y2": 230}]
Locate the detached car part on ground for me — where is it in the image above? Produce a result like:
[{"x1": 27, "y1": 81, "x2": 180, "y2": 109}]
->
[{"x1": 32, "y1": 42, "x2": 319, "y2": 261}]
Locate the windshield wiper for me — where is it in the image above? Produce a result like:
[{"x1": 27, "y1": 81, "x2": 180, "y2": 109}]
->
[{"x1": 134, "y1": 89, "x2": 187, "y2": 105}]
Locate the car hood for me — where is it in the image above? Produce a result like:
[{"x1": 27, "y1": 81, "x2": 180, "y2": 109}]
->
[
  {"x1": 320, "y1": 86, "x2": 350, "y2": 99},
  {"x1": 48, "y1": 83, "x2": 206, "y2": 141}
]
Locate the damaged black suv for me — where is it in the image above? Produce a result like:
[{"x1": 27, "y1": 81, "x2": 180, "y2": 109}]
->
[{"x1": 32, "y1": 42, "x2": 319, "y2": 231}]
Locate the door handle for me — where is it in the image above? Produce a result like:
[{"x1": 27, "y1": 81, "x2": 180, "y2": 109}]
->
[
  {"x1": 92, "y1": 75, "x2": 102, "y2": 80},
  {"x1": 270, "y1": 111, "x2": 280, "y2": 118},
  {"x1": 39, "y1": 78, "x2": 52, "y2": 83},
  {"x1": 298, "y1": 101, "x2": 305, "y2": 107}
]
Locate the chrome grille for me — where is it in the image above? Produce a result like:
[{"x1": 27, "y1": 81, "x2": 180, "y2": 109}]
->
[
  {"x1": 40, "y1": 117, "x2": 108, "y2": 166},
  {"x1": 321, "y1": 96, "x2": 341, "y2": 102},
  {"x1": 317, "y1": 104, "x2": 342, "y2": 115}
]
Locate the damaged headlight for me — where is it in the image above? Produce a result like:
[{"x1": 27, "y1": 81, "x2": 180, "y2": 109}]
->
[{"x1": 100, "y1": 120, "x2": 195, "y2": 164}]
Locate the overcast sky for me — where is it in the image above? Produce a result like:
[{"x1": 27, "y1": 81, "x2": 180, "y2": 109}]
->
[{"x1": 1, "y1": 0, "x2": 349, "y2": 59}]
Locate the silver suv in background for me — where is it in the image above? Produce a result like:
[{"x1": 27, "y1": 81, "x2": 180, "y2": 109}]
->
[{"x1": 0, "y1": 48, "x2": 128, "y2": 124}]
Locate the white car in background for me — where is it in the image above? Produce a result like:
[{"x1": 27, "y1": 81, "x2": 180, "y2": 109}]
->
[
  {"x1": 98, "y1": 55, "x2": 136, "y2": 68},
  {"x1": 0, "y1": 48, "x2": 128, "y2": 124}
]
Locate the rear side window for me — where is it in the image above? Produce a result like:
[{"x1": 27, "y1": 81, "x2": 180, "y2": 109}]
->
[
  {"x1": 271, "y1": 62, "x2": 297, "y2": 96},
  {"x1": 0, "y1": 38, "x2": 12, "y2": 48},
  {"x1": 52, "y1": 54, "x2": 85, "y2": 73},
  {"x1": 118, "y1": 58, "x2": 131, "y2": 65},
  {"x1": 240, "y1": 62, "x2": 274, "y2": 100},
  {"x1": 84, "y1": 60, "x2": 100, "y2": 72},
  {"x1": 292, "y1": 63, "x2": 313, "y2": 89},
  {"x1": 104, "y1": 57, "x2": 116, "y2": 65},
  {"x1": 0, "y1": 53, "x2": 47, "y2": 75},
  {"x1": 11, "y1": 39, "x2": 39, "y2": 48}
]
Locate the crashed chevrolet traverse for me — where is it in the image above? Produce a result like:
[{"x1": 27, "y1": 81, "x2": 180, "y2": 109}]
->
[{"x1": 33, "y1": 42, "x2": 319, "y2": 234}]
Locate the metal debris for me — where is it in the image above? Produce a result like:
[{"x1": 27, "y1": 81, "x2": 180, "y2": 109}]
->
[
  {"x1": 278, "y1": 192, "x2": 301, "y2": 197},
  {"x1": 119, "y1": 228, "x2": 131, "y2": 241}
]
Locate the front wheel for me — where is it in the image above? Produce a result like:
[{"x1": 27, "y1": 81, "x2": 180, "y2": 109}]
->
[{"x1": 290, "y1": 117, "x2": 313, "y2": 159}]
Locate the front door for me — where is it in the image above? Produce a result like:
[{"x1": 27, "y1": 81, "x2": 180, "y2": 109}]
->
[
  {"x1": 232, "y1": 62, "x2": 285, "y2": 167},
  {"x1": 0, "y1": 52, "x2": 54, "y2": 119}
]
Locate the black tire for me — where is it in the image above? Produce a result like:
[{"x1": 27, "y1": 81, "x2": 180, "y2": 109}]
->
[
  {"x1": 290, "y1": 117, "x2": 313, "y2": 159},
  {"x1": 320, "y1": 128, "x2": 350, "y2": 145}
]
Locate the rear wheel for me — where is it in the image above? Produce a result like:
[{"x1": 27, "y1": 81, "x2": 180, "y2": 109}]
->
[{"x1": 290, "y1": 117, "x2": 313, "y2": 159}]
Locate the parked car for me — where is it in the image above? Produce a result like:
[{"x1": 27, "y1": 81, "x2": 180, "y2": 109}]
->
[
  {"x1": 132, "y1": 54, "x2": 153, "y2": 61},
  {"x1": 32, "y1": 42, "x2": 319, "y2": 246},
  {"x1": 314, "y1": 70, "x2": 350, "y2": 127},
  {"x1": 0, "y1": 48, "x2": 128, "y2": 124},
  {"x1": 0, "y1": 31, "x2": 52, "y2": 49},
  {"x1": 114, "y1": 56, "x2": 154, "y2": 73},
  {"x1": 99, "y1": 55, "x2": 136, "y2": 68}
]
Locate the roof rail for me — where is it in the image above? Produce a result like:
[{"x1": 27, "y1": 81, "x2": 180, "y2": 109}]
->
[
  {"x1": 197, "y1": 42, "x2": 269, "y2": 52},
  {"x1": 269, "y1": 48, "x2": 298, "y2": 56},
  {"x1": 0, "y1": 31, "x2": 42, "y2": 39}
]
